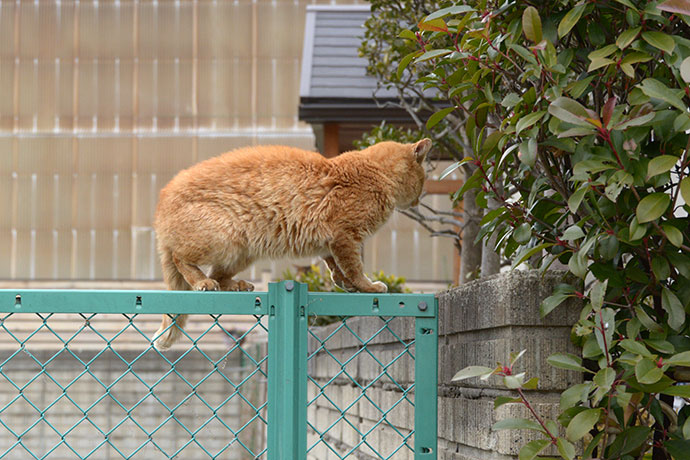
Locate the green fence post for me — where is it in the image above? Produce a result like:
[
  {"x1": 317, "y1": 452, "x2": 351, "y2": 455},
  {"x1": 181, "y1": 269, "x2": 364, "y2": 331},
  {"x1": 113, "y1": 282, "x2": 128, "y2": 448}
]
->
[
  {"x1": 267, "y1": 281, "x2": 308, "y2": 460},
  {"x1": 414, "y1": 298, "x2": 438, "y2": 458}
]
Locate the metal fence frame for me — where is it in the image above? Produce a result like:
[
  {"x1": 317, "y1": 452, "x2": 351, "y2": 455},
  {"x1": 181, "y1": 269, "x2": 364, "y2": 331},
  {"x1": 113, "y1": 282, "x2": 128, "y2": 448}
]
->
[{"x1": 0, "y1": 281, "x2": 438, "y2": 459}]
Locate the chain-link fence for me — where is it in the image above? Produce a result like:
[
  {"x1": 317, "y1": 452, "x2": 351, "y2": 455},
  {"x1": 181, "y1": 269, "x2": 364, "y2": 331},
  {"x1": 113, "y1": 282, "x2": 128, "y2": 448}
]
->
[{"x1": 0, "y1": 283, "x2": 437, "y2": 459}]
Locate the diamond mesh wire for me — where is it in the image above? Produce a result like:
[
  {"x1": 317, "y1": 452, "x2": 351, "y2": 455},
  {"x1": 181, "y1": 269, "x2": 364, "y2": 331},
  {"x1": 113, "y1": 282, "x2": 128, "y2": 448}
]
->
[
  {"x1": 307, "y1": 316, "x2": 416, "y2": 460},
  {"x1": 0, "y1": 312, "x2": 268, "y2": 460}
]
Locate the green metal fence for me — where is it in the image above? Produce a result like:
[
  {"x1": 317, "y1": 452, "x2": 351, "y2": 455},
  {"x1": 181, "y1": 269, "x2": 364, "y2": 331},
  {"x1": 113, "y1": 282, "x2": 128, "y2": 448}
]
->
[{"x1": 0, "y1": 281, "x2": 438, "y2": 459}]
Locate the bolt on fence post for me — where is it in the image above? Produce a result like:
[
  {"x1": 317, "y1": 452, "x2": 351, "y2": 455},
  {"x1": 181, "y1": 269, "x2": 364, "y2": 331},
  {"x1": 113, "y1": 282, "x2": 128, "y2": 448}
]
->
[{"x1": 267, "y1": 281, "x2": 308, "y2": 460}]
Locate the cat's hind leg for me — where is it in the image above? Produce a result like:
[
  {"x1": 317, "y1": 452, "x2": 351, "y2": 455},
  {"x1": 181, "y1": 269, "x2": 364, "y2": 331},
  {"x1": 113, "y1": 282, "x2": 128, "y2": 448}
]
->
[
  {"x1": 209, "y1": 257, "x2": 255, "y2": 291},
  {"x1": 173, "y1": 253, "x2": 220, "y2": 291},
  {"x1": 328, "y1": 236, "x2": 387, "y2": 293}
]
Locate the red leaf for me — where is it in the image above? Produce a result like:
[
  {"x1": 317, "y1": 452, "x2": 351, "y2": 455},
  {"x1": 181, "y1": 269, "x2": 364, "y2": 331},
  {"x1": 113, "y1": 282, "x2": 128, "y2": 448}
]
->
[
  {"x1": 657, "y1": 0, "x2": 690, "y2": 16},
  {"x1": 602, "y1": 96, "x2": 617, "y2": 129}
]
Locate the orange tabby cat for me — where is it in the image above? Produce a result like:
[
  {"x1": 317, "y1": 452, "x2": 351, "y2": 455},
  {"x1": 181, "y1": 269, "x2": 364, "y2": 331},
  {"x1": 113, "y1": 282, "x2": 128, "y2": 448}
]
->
[{"x1": 153, "y1": 138, "x2": 431, "y2": 350}]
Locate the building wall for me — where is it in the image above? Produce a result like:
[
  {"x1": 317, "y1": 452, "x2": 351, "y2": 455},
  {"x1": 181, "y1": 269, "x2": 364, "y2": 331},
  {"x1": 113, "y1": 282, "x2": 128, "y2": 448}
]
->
[{"x1": 0, "y1": 0, "x2": 455, "y2": 284}]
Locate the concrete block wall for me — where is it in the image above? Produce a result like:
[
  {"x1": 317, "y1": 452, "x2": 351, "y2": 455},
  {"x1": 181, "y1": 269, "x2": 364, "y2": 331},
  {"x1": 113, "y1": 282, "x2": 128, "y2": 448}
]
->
[{"x1": 307, "y1": 270, "x2": 582, "y2": 459}]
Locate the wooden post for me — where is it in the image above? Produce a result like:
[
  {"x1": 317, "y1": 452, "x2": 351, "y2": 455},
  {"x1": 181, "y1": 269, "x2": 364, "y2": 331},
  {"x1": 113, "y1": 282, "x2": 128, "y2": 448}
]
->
[{"x1": 323, "y1": 123, "x2": 340, "y2": 158}]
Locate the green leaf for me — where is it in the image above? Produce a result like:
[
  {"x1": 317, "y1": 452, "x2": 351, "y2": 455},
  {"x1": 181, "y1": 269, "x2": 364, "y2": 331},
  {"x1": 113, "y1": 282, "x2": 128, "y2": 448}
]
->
[
  {"x1": 629, "y1": 216, "x2": 648, "y2": 241},
  {"x1": 644, "y1": 339, "x2": 674, "y2": 354},
  {"x1": 666, "y1": 440, "x2": 690, "y2": 460},
  {"x1": 558, "y1": 3, "x2": 586, "y2": 38},
  {"x1": 588, "y1": 57, "x2": 615, "y2": 72},
  {"x1": 560, "y1": 382, "x2": 592, "y2": 409},
  {"x1": 666, "y1": 350, "x2": 690, "y2": 367},
  {"x1": 662, "y1": 287, "x2": 685, "y2": 331},
  {"x1": 594, "y1": 367, "x2": 616, "y2": 392},
  {"x1": 661, "y1": 385, "x2": 690, "y2": 397},
  {"x1": 494, "y1": 396, "x2": 521, "y2": 409},
  {"x1": 518, "y1": 138, "x2": 538, "y2": 167},
  {"x1": 557, "y1": 438, "x2": 576, "y2": 460},
  {"x1": 547, "y1": 353, "x2": 589, "y2": 372},
  {"x1": 522, "y1": 6, "x2": 542, "y2": 43},
  {"x1": 614, "y1": 0, "x2": 638, "y2": 10},
  {"x1": 522, "y1": 377, "x2": 539, "y2": 390},
  {"x1": 398, "y1": 29, "x2": 418, "y2": 41},
  {"x1": 621, "y1": 51, "x2": 653, "y2": 65},
  {"x1": 662, "y1": 224, "x2": 683, "y2": 247},
  {"x1": 638, "y1": 78, "x2": 688, "y2": 111},
  {"x1": 681, "y1": 177, "x2": 690, "y2": 205},
  {"x1": 616, "y1": 27, "x2": 641, "y2": 49},
  {"x1": 568, "y1": 249, "x2": 588, "y2": 279},
  {"x1": 681, "y1": 57, "x2": 690, "y2": 83},
  {"x1": 518, "y1": 439, "x2": 550, "y2": 460},
  {"x1": 620, "y1": 62, "x2": 635, "y2": 78},
  {"x1": 613, "y1": 103, "x2": 655, "y2": 129},
  {"x1": 588, "y1": 44, "x2": 619, "y2": 60},
  {"x1": 548, "y1": 97, "x2": 591, "y2": 126},
  {"x1": 426, "y1": 106, "x2": 456, "y2": 129},
  {"x1": 424, "y1": 5, "x2": 475, "y2": 21},
  {"x1": 641, "y1": 31, "x2": 676, "y2": 54},
  {"x1": 609, "y1": 426, "x2": 652, "y2": 457},
  {"x1": 566, "y1": 409, "x2": 601, "y2": 442},
  {"x1": 634, "y1": 305, "x2": 664, "y2": 333},
  {"x1": 452, "y1": 365, "x2": 494, "y2": 381},
  {"x1": 568, "y1": 75, "x2": 595, "y2": 98},
  {"x1": 636, "y1": 193, "x2": 671, "y2": 223},
  {"x1": 511, "y1": 243, "x2": 553, "y2": 269},
  {"x1": 501, "y1": 92, "x2": 521, "y2": 108},
  {"x1": 504, "y1": 374, "x2": 525, "y2": 389},
  {"x1": 619, "y1": 339, "x2": 654, "y2": 358},
  {"x1": 647, "y1": 155, "x2": 679, "y2": 178},
  {"x1": 507, "y1": 44, "x2": 538, "y2": 65},
  {"x1": 540, "y1": 284, "x2": 576, "y2": 317},
  {"x1": 562, "y1": 225, "x2": 585, "y2": 241},
  {"x1": 590, "y1": 279, "x2": 607, "y2": 310},
  {"x1": 567, "y1": 186, "x2": 587, "y2": 213},
  {"x1": 558, "y1": 127, "x2": 597, "y2": 138},
  {"x1": 492, "y1": 418, "x2": 545, "y2": 432},
  {"x1": 515, "y1": 111, "x2": 546, "y2": 135},
  {"x1": 635, "y1": 358, "x2": 664, "y2": 384},
  {"x1": 415, "y1": 49, "x2": 453, "y2": 63},
  {"x1": 397, "y1": 51, "x2": 421, "y2": 79},
  {"x1": 684, "y1": 416, "x2": 690, "y2": 440},
  {"x1": 513, "y1": 223, "x2": 532, "y2": 244}
]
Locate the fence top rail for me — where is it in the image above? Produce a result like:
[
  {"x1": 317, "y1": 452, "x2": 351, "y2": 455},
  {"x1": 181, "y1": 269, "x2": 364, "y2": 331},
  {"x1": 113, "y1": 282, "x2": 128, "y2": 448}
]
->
[
  {"x1": 0, "y1": 286, "x2": 437, "y2": 317},
  {"x1": 0, "y1": 289, "x2": 268, "y2": 315}
]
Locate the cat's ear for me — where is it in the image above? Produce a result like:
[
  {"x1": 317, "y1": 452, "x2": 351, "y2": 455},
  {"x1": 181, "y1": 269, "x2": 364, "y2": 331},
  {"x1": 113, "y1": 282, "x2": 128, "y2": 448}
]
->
[{"x1": 413, "y1": 138, "x2": 431, "y2": 164}]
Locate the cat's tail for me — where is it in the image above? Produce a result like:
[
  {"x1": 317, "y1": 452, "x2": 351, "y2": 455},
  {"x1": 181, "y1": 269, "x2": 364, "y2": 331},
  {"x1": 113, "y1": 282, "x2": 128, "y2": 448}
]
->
[{"x1": 154, "y1": 246, "x2": 190, "y2": 351}]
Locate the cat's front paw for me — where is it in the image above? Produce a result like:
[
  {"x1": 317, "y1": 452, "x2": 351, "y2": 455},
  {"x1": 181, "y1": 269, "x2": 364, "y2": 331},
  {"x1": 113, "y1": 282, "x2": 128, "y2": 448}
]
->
[
  {"x1": 193, "y1": 279, "x2": 220, "y2": 291},
  {"x1": 367, "y1": 281, "x2": 388, "y2": 293},
  {"x1": 236, "y1": 280, "x2": 254, "y2": 292}
]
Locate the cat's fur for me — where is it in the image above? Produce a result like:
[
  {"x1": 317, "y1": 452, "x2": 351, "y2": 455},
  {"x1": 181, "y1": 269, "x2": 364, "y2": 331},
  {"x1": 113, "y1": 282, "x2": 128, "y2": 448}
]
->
[{"x1": 153, "y1": 138, "x2": 431, "y2": 350}]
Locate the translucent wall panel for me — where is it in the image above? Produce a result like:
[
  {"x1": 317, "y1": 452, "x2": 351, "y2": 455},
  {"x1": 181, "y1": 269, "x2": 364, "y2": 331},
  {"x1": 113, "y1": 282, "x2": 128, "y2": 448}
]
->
[
  {"x1": 79, "y1": 1, "x2": 135, "y2": 59},
  {"x1": 0, "y1": 0, "x2": 453, "y2": 283},
  {"x1": 198, "y1": 1, "x2": 253, "y2": 59}
]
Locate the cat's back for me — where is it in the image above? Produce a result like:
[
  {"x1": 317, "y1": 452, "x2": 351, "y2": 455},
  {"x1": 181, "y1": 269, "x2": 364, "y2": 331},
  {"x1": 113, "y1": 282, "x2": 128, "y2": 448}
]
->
[{"x1": 161, "y1": 144, "x2": 330, "y2": 199}]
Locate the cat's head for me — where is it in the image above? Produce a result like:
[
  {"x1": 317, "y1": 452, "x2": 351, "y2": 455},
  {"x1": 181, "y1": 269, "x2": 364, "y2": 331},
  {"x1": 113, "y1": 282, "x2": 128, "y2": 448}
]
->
[{"x1": 372, "y1": 138, "x2": 431, "y2": 209}]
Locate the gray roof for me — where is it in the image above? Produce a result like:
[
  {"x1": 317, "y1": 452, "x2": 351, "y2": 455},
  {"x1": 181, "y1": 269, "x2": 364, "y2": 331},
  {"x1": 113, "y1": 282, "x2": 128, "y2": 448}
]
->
[{"x1": 299, "y1": 5, "x2": 397, "y2": 100}]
